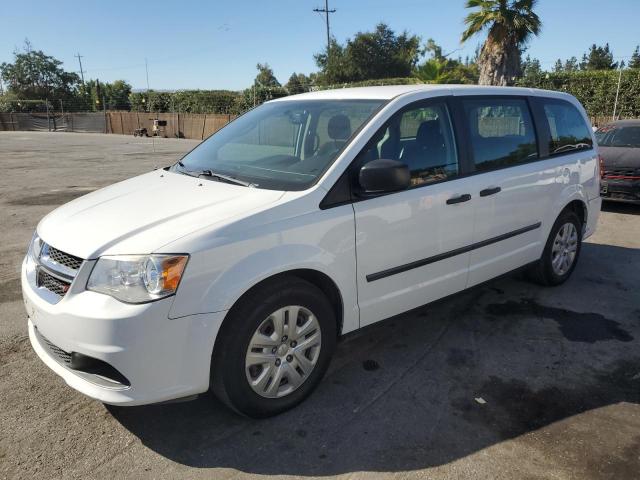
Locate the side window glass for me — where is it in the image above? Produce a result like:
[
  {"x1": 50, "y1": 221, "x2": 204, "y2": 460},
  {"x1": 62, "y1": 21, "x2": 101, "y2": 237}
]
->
[
  {"x1": 355, "y1": 102, "x2": 459, "y2": 187},
  {"x1": 463, "y1": 98, "x2": 538, "y2": 171},
  {"x1": 543, "y1": 101, "x2": 593, "y2": 154},
  {"x1": 398, "y1": 104, "x2": 459, "y2": 186}
]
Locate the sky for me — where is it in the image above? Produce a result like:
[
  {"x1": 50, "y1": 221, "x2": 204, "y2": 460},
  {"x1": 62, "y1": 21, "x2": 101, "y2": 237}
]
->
[{"x1": 1, "y1": 0, "x2": 639, "y2": 91}]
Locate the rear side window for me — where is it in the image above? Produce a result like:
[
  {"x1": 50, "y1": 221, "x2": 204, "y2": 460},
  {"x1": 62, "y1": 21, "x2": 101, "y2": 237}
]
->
[
  {"x1": 462, "y1": 98, "x2": 538, "y2": 171},
  {"x1": 542, "y1": 100, "x2": 593, "y2": 155}
]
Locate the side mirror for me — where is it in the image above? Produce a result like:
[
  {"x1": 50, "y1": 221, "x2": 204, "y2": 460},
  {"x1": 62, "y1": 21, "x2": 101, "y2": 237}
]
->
[{"x1": 359, "y1": 159, "x2": 410, "y2": 194}]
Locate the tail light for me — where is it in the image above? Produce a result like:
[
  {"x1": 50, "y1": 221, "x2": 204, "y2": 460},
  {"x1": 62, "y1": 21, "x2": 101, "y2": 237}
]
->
[{"x1": 598, "y1": 154, "x2": 605, "y2": 178}]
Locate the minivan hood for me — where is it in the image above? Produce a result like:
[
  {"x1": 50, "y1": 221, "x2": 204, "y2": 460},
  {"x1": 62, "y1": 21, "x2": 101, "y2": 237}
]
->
[
  {"x1": 599, "y1": 146, "x2": 640, "y2": 168},
  {"x1": 38, "y1": 170, "x2": 284, "y2": 259}
]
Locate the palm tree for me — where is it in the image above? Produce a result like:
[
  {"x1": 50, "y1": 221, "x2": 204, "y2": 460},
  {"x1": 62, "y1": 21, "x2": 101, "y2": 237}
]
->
[
  {"x1": 461, "y1": 0, "x2": 541, "y2": 86},
  {"x1": 414, "y1": 59, "x2": 449, "y2": 83}
]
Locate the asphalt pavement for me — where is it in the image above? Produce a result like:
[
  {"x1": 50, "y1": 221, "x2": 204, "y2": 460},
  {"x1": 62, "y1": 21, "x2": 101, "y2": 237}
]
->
[{"x1": 1, "y1": 131, "x2": 638, "y2": 480}]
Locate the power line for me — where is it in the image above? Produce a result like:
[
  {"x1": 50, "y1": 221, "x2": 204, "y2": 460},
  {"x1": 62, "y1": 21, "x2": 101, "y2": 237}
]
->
[{"x1": 313, "y1": 0, "x2": 336, "y2": 55}]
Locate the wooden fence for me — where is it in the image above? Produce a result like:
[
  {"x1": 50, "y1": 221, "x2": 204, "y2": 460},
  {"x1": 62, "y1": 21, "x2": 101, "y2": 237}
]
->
[
  {"x1": 0, "y1": 112, "x2": 236, "y2": 140},
  {"x1": 105, "y1": 112, "x2": 236, "y2": 139}
]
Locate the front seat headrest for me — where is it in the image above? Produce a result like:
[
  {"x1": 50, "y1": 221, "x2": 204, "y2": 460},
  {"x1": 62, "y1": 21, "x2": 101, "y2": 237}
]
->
[
  {"x1": 416, "y1": 120, "x2": 443, "y2": 147},
  {"x1": 328, "y1": 114, "x2": 352, "y2": 141}
]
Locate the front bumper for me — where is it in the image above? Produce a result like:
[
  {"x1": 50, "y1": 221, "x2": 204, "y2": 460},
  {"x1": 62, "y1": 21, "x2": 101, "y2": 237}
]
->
[
  {"x1": 22, "y1": 256, "x2": 226, "y2": 406},
  {"x1": 600, "y1": 178, "x2": 640, "y2": 204}
]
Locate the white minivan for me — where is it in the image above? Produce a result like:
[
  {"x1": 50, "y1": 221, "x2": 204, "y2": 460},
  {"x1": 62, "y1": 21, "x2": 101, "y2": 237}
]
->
[{"x1": 22, "y1": 85, "x2": 601, "y2": 417}]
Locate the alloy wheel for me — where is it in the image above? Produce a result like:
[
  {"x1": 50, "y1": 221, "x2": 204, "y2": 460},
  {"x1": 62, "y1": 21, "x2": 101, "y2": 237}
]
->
[{"x1": 551, "y1": 222, "x2": 578, "y2": 276}]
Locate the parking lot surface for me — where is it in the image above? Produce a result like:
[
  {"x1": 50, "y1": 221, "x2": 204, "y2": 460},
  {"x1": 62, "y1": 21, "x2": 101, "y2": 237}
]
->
[{"x1": 1, "y1": 131, "x2": 639, "y2": 480}]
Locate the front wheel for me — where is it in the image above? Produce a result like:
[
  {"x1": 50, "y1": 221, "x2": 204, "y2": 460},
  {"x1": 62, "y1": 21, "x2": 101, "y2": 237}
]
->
[
  {"x1": 528, "y1": 210, "x2": 582, "y2": 286},
  {"x1": 211, "y1": 277, "x2": 336, "y2": 418}
]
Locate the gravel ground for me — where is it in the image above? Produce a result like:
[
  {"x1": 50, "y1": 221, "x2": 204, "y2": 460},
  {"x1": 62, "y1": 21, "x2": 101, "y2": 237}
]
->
[{"x1": 0, "y1": 131, "x2": 639, "y2": 480}]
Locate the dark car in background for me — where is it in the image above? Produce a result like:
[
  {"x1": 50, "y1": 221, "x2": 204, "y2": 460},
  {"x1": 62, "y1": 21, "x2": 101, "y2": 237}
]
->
[{"x1": 596, "y1": 120, "x2": 640, "y2": 204}]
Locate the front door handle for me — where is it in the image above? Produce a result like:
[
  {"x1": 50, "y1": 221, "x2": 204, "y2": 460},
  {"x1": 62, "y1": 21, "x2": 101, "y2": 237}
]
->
[
  {"x1": 446, "y1": 193, "x2": 472, "y2": 205},
  {"x1": 479, "y1": 186, "x2": 501, "y2": 197}
]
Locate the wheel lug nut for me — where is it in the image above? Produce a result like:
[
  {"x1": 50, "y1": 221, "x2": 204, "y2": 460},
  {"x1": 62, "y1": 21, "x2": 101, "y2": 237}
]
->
[
  {"x1": 275, "y1": 358, "x2": 281, "y2": 366},
  {"x1": 290, "y1": 341, "x2": 297, "y2": 348},
  {"x1": 271, "y1": 347, "x2": 277, "y2": 354},
  {"x1": 282, "y1": 335, "x2": 288, "y2": 342},
  {"x1": 286, "y1": 355, "x2": 293, "y2": 362}
]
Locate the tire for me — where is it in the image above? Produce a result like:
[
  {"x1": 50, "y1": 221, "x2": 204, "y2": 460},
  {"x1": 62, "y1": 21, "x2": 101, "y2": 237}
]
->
[
  {"x1": 527, "y1": 209, "x2": 582, "y2": 286},
  {"x1": 211, "y1": 276, "x2": 337, "y2": 418}
]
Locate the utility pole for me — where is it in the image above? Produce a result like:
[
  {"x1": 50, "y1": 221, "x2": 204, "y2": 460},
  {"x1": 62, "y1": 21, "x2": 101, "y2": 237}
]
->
[
  {"x1": 145, "y1": 58, "x2": 156, "y2": 154},
  {"x1": 74, "y1": 53, "x2": 85, "y2": 84},
  {"x1": 313, "y1": 0, "x2": 336, "y2": 56},
  {"x1": 612, "y1": 66, "x2": 623, "y2": 121}
]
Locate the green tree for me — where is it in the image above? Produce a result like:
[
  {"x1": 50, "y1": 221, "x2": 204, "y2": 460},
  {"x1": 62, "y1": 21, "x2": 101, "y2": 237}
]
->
[
  {"x1": 0, "y1": 40, "x2": 80, "y2": 101},
  {"x1": 423, "y1": 38, "x2": 445, "y2": 61},
  {"x1": 580, "y1": 43, "x2": 617, "y2": 70},
  {"x1": 461, "y1": 0, "x2": 542, "y2": 86},
  {"x1": 553, "y1": 59, "x2": 563, "y2": 73},
  {"x1": 315, "y1": 23, "x2": 421, "y2": 84},
  {"x1": 254, "y1": 63, "x2": 280, "y2": 87},
  {"x1": 285, "y1": 72, "x2": 312, "y2": 94},
  {"x1": 234, "y1": 85, "x2": 288, "y2": 113},
  {"x1": 103, "y1": 80, "x2": 132, "y2": 110},
  {"x1": 414, "y1": 39, "x2": 479, "y2": 84},
  {"x1": 521, "y1": 55, "x2": 542, "y2": 78},
  {"x1": 564, "y1": 56, "x2": 579, "y2": 72},
  {"x1": 80, "y1": 79, "x2": 132, "y2": 111},
  {"x1": 414, "y1": 59, "x2": 448, "y2": 83},
  {"x1": 629, "y1": 46, "x2": 640, "y2": 69},
  {"x1": 314, "y1": 39, "x2": 352, "y2": 84}
]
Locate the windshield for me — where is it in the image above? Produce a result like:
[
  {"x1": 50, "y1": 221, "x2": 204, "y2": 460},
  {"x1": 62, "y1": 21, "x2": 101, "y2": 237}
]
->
[
  {"x1": 172, "y1": 99, "x2": 385, "y2": 190},
  {"x1": 595, "y1": 125, "x2": 640, "y2": 148}
]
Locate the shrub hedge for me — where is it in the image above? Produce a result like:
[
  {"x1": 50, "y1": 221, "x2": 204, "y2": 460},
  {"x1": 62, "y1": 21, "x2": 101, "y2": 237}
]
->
[{"x1": 516, "y1": 70, "x2": 640, "y2": 119}]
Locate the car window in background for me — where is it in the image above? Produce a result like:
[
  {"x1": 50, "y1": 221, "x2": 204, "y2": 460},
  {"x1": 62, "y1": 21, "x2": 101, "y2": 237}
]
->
[
  {"x1": 542, "y1": 100, "x2": 593, "y2": 154},
  {"x1": 596, "y1": 125, "x2": 640, "y2": 148},
  {"x1": 462, "y1": 98, "x2": 538, "y2": 171},
  {"x1": 174, "y1": 100, "x2": 383, "y2": 191}
]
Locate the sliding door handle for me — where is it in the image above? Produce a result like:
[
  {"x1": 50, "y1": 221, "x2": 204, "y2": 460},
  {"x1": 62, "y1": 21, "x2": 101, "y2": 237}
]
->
[
  {"x1": 446, "y1": 193, "x2": 472, "y2": 205},
  {"x1": 479, "y1": 186, "x2": 501, "y2": 197}
]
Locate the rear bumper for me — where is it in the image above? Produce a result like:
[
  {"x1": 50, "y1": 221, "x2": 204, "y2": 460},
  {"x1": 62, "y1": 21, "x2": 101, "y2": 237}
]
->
[
  {"x1": 584, "y1": 196, "x2": 602, "y2": 240},
  {"x1": 600, "y1": 178, "x2": 640, "y2": 204},
  {"x1": 22, "y1": 256, "x2": 227, "y2": 406}
]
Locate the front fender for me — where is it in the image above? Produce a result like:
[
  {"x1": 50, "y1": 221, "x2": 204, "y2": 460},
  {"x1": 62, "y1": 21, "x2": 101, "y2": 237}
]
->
[
  {"x1": 168, "y1": 204, "x2": 359, "y2": 334},
  {"x1": 202, "y1": 243, "x2": 339, "y2": 311}
]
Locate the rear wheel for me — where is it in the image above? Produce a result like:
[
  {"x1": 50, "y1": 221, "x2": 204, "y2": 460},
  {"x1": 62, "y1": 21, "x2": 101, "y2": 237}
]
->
[
  {"x1": 528, "y1": 210, "x2": 582, "y2": 286},
  {"x1": 211, "y1": 277, "x2": 336, "y2": 418}
]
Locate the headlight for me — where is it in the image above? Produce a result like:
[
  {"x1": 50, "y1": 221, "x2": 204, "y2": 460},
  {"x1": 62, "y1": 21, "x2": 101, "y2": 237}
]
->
[
  {"x1": 87, "y1": 254, "x2": 188, "y2": 303},
  {"x1": 29, "y1": 232, "x2": 43, "y2": 260}
]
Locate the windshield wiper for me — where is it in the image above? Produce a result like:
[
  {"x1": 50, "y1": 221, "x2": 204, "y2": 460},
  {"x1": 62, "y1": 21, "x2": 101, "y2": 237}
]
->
[
  {"x1": 199, "y1": 170, "x2": 253, "y2": 187},
  {"x1": 175, "y1": 162, "x2": 253, "y2": 187}
]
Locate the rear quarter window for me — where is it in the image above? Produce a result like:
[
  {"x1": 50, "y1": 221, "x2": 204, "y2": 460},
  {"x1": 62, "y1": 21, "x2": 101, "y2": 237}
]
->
[
  {"x1": 461, "y1": 98, "x2": 538, "y2": 172},
  {"x1": 542, "y1": 100, "x2": 593, "y2": 155}
]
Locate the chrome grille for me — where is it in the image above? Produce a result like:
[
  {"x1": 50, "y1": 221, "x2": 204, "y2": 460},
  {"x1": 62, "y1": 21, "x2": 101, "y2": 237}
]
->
[
  {"x1": 603, "y1": 167, "x2": 640, "y2": 178},
  {"x1": 33, "y1": 242, "x2": 83, "y2": 302},
  {"x1": 36, "y1": 269, "x2": 71, "y2": 297},
  {"x1": 45, "y1": 245, "x2": 83, "y2": 271}
]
